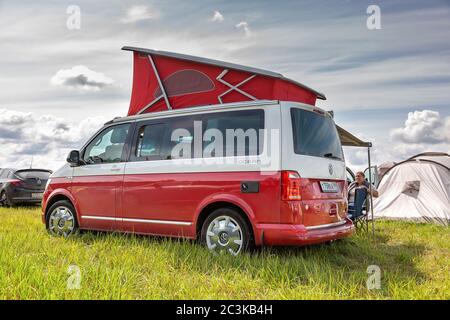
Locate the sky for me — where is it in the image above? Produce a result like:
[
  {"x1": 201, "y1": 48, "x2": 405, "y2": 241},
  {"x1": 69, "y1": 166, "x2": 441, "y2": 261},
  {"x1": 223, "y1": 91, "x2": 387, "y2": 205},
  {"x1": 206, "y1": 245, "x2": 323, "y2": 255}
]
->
[{"x1": 0, "y1": 0, "x2": 449, "y2": 171}]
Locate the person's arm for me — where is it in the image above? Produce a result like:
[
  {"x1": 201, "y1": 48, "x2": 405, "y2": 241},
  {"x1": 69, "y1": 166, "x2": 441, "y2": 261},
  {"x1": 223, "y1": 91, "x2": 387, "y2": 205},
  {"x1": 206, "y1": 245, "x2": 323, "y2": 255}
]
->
[
  {"x1": 364, "y1": 182, "x2": 379, "y2": 197},
  {"x1": 369, "y1": 185, "x2": 379, "y2": 197}
]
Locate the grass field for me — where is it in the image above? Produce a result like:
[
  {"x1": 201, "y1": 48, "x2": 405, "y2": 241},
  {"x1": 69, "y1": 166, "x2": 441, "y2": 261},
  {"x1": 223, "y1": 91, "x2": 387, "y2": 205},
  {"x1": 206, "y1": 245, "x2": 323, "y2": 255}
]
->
[{"x1": 0, "y1": 206, "x2": 448, "y2": 299}]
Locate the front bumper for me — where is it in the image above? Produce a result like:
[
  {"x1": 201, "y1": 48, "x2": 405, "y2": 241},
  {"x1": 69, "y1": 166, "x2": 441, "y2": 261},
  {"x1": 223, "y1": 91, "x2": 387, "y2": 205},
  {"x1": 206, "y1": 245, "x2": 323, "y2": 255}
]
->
[{"x1": 256, "y1": 218, "x2": 354, "y2": 246}]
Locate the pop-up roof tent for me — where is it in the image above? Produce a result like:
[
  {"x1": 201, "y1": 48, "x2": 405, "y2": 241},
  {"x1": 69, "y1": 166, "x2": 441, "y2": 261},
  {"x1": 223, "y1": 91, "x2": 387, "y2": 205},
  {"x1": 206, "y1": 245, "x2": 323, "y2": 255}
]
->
[
  {"x1": 373, "y1": 152, "x2": 450, "y2": 226},
  {"x1": 122, "y1": 46, "x2": 326, "y2": 115}
]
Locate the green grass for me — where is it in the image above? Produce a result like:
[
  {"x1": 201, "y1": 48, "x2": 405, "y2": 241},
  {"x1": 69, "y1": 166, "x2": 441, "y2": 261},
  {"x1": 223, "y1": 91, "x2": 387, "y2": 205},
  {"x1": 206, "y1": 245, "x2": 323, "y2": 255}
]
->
[{"x1": 0, "y1": 206, "x2": 448, "y2": 299}]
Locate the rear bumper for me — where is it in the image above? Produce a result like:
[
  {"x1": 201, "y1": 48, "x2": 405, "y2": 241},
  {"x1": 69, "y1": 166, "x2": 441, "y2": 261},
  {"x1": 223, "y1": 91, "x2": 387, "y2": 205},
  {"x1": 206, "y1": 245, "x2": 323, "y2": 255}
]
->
[
  {"x1": 9, "y1": 189, "x2": 44, "y2": 204},
  {"x1": 11, "y1": 197, "x2": 42, "y2": 203},
  {"x1": 256, "y1": 218, "x2": 354, "y2": 246}
]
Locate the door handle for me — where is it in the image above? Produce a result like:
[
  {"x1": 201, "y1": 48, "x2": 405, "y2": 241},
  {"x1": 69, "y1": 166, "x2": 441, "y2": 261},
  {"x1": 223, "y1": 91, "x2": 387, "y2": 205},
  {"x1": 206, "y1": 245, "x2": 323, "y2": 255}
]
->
[{"x1": 110, "y1": 168, "x2": 121, "y2": 172}]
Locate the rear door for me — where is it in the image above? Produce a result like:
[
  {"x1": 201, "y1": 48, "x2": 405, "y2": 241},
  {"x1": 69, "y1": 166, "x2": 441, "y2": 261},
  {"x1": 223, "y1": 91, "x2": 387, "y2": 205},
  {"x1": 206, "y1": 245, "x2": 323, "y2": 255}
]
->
[{"x1": 281, "y1": 103, "x2": 347, "y2": 227}]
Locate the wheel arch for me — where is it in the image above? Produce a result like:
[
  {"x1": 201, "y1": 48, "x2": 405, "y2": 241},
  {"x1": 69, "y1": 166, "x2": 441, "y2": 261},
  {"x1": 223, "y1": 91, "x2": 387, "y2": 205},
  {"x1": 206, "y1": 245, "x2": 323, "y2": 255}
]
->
[
  {"x1": 44, "y1": 190, "x2": 79, "y2": 220},
  {"x1": 195, "y1": 196, "x2": 258, "y2": 245}
]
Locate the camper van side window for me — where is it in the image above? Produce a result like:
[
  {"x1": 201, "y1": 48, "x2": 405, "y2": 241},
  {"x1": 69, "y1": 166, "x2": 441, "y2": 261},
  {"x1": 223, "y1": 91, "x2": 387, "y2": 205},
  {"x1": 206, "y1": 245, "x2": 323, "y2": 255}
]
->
[
  {"x1": 131, "y1": 115, "x2": 198, "y2": 161},
  {"x1": 202, "y1": 109, "x2": 264, "y2": 157},
  {"x1": 165, "y1": 116, "x2": 196, "y2": 160},
  {"x1": 83, "y1": 124, "x2": 131, "y2": 164},
  {"x1": 132, "y1": 123, "x2": 167, "y2": 161}
]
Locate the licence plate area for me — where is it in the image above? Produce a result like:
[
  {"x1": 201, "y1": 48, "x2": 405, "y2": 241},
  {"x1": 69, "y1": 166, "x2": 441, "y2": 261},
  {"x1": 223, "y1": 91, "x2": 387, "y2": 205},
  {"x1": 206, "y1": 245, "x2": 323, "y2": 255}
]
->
[
  {"x1": 319, "y1": 181, "x2": 339, "y2": 193},
  {"x1": 31, "y1": 193, "x2": 43, "y2": 199}
]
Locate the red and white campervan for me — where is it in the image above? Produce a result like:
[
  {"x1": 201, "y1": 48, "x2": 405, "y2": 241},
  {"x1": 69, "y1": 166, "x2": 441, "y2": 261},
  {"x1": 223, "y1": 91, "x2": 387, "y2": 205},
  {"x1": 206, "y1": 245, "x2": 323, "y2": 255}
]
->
[{"x1": 42, "y1": 47, "x2": 353, "y2": 255}]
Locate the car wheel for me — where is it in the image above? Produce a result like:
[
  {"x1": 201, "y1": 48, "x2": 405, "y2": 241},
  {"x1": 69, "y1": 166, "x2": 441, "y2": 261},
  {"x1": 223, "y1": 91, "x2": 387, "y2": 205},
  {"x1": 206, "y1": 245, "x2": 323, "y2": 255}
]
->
[
  {"x1": 46, "y1": 200, "x2": 78, "y2": 237},
  {"x1": 201, "y1": 208, "x2": 253, "y2": 256},
  {"x1": 0, "y1": 191, "x2": 12, "y2": 207}
]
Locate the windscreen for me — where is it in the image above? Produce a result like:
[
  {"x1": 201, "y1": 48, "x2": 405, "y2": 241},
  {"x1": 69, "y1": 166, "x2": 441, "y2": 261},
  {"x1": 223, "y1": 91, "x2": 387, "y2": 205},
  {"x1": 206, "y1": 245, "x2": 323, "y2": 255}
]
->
[{"x1": 291, "y1": 108, "x2": 344, "y2": 161}]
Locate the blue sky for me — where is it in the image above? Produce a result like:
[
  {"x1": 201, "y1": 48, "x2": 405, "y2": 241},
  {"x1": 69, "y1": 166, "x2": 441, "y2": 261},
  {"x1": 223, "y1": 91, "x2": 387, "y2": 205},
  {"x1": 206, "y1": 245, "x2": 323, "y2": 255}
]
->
[{"x1": 0, "y1": 0, "x2": 449, "y2": 169}]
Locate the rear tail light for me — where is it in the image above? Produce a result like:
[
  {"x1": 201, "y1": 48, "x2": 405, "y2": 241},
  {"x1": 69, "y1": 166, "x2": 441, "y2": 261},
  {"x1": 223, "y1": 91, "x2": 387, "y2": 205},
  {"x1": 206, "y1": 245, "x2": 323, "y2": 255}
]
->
[
  {"x1": 281, "y1": 171, "x2": 302, "y2": 200},
  {"x1": 329, "y1": 203, "x2": 337, "y2": 215},
  {"x1": 9, "y1": 179, "x2": 22, "y2": 186}
]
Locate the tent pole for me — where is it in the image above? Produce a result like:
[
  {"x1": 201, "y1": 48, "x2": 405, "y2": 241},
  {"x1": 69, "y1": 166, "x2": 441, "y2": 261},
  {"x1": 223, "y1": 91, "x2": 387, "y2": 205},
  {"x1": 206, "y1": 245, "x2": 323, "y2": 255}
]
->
[
  {"x1": 148, "y1": 54, "x2": 172, "y2": 110},
  {"x1": 367, "y1": 145, "x2": 375, "y2": 237}
]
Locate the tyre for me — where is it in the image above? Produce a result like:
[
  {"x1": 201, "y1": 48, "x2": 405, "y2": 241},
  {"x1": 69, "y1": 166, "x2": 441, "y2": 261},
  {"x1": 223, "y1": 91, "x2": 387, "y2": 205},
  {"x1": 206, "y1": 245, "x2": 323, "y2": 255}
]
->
[
  {"x1": 200, "y1": 208, "x2": 253, "y2": 256},
  {"x1": 0, "y1": 191, "x2": 12, "y2": 207},
  {"x1": 45, "y1": 200, "x2": 78, "y2": 237}
]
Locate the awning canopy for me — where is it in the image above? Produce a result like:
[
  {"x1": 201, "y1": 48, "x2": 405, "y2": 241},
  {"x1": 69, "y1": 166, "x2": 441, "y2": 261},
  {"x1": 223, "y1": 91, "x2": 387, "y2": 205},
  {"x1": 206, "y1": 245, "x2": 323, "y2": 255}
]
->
[{"x1": 336, "y1": 125, "x2": 371, "y2": 148}]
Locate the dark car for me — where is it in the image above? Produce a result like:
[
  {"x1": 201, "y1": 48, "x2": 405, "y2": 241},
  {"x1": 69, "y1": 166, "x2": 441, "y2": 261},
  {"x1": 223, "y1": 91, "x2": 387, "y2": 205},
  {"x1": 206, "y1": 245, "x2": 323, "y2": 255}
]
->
[{"x1": 0, "y1": 168, "x2": 52, "y2": 207}]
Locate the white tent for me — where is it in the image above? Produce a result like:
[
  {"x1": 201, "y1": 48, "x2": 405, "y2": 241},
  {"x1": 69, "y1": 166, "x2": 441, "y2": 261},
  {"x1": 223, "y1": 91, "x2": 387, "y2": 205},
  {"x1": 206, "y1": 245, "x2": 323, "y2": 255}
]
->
[
  {"x1": 373, "y1": 152, "x2": 450, "y2": 226},
  {"x1": 377, "y1": 161, "x2": 396, "y2": 181}
]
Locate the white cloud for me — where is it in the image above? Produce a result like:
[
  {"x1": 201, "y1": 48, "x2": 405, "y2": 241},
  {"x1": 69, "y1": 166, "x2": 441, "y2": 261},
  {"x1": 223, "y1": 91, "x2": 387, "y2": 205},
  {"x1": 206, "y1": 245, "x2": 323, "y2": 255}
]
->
[
  {"x1": 391, "y1": 110, "x2": 449, "y2": 144},
  {"x1": 120, "y1": 5, "x2": 160, "y2": 23},
  {"x1": 235, "y1": 21, "x2": 251, "y2": 37},
  {"x1": 210, "y1": 10, "x2": 224, "y2": 22},
  {"x1": 50, "y1": 65, "x2": 114, "y2": 92},
  {"x1": 0, "y1": 108, "x2": 106, "y2": 170}
]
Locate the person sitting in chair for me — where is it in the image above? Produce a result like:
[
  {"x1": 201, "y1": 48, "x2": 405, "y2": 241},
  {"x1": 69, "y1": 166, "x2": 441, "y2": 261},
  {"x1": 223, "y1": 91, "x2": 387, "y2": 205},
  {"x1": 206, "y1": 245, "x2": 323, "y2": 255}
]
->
[{"x1": 347, "y1": 171, "x2": 379, "y2": 221}]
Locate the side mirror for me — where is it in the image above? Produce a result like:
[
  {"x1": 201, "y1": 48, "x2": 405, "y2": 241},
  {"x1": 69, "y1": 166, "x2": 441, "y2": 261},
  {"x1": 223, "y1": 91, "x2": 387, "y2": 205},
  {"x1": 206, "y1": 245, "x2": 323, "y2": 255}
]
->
[{"x1": 67, "y1": 150, "x2": 81, "y2": 166}]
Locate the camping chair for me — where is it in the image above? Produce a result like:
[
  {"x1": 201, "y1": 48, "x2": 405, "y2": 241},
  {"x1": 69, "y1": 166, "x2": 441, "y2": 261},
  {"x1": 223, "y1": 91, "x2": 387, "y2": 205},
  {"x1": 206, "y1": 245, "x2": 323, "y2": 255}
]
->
[{"x1": 349, "y1": 188, "x2": 369, "y2": 232}]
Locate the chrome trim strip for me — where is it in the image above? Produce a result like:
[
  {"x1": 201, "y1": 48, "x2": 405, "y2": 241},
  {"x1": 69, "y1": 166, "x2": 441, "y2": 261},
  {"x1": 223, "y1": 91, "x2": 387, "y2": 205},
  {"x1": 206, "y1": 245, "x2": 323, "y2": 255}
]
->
[
  {"x1": 121, "y1": 217, "x2": 192, "y2": 226},
  {"x1": 305, "y1": 220, "x2": 347, "y2": 231},
  {"x1": 81, "y1": 215, "x2": 192, "y2": 226},
  {"x1": 81, "y1": 215, "x2": 116, "y2": 221}
]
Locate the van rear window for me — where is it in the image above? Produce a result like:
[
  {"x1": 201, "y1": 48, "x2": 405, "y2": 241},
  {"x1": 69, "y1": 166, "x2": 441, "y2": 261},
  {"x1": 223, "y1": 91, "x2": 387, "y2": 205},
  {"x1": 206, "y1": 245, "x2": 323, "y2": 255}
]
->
[{"x1": 290, "y1": 108, "x2": 343, "y2": 160}]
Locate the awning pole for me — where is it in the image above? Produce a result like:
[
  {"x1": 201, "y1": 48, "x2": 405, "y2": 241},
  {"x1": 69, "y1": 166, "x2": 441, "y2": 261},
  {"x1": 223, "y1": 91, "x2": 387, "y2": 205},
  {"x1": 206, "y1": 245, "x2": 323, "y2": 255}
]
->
[
  {"x1": 367, "y1": 145, "x2": 375, "y2": 237},
  {"x1": 148, "y1": 54, "x2": 172, "y2": 110}
]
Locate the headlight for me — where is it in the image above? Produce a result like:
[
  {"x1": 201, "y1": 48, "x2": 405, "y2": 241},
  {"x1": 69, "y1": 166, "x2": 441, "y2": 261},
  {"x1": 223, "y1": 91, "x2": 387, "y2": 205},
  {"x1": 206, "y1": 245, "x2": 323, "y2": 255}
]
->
[{"x1": 45, "y1": 178, "x2": 52, "y2": 190}]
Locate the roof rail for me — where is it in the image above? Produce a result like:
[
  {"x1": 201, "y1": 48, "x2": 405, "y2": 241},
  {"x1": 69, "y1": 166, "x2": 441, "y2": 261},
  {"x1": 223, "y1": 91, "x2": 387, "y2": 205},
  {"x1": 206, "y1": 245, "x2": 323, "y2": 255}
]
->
[{"x1": 104, "y1": 117, "x2": 123, "y2": 125}]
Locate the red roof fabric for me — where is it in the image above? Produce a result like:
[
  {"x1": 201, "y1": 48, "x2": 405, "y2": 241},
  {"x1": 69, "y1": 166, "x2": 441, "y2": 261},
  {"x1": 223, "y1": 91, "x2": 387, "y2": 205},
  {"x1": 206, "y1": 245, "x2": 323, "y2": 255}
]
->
[{"x1": 127, "y1": 50, "x2": 322, "y2": 116}]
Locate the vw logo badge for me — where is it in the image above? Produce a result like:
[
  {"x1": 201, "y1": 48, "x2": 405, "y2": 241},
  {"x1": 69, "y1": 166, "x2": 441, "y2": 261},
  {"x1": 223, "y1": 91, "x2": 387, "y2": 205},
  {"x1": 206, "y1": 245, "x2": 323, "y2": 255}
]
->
[{"x1": 328, "y1": 164, "x2": 333, "y2": 175}]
